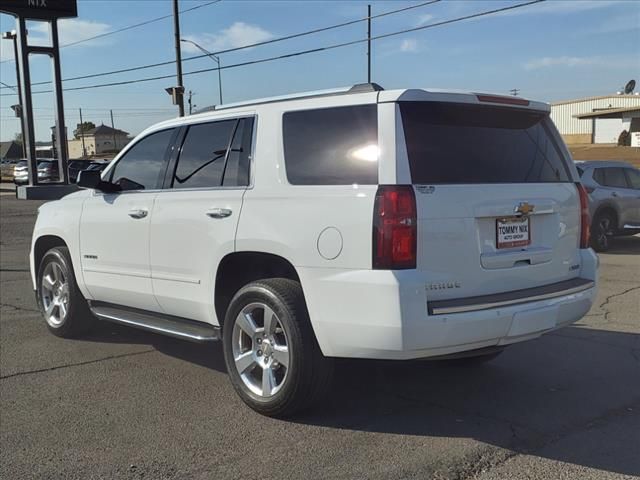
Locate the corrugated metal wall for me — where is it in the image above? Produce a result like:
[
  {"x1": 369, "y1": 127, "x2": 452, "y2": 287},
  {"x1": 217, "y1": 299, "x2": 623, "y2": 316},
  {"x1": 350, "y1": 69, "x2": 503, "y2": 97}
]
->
[{"x1": 550, "y1": 96, "x2": 640, "y2": 134}]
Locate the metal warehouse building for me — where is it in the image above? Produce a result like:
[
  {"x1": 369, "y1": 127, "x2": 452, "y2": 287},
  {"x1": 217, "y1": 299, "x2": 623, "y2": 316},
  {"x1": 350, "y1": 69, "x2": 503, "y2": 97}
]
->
[{"x1": 550, "y1": 95, "x2": 640, "y2": 145}]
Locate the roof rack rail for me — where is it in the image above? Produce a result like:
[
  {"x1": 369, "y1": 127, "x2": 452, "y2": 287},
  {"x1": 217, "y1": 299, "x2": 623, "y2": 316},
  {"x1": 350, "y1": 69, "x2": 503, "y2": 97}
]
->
[{"x1": 200, "y1": 83, "x2": 385, "y2": 112}]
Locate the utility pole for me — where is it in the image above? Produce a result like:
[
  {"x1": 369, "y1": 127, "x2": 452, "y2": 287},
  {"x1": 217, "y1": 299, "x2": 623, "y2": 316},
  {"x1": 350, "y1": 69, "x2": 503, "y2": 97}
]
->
[
  {"x1": 173, "y1": 0, "x2": 185, "y2": 116},
  {"x1": 110, "y1": 109, "x2": 117, "y2": 152},
  {"x1": 79, "y1": 108, "x2": 86, "y2": 158},
  {"x1": 510, "y1": 88, "x2": 520, "y2": 96},
  {"x1": 367, "y1": 4, "x2": 372, "y2": 84}
]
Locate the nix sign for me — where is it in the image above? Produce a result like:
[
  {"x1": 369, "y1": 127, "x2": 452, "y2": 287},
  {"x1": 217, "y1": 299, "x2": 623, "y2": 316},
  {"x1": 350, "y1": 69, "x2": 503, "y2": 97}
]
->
[{"x1": 0, "y1": 0, "x2": 77, "y2": 20}]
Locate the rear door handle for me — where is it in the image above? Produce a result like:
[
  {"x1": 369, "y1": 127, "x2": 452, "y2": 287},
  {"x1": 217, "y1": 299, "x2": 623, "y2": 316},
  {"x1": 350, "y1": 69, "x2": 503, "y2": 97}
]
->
[
  {"x1": 206, "y1": 208, "x2": 232, "y2": 219},
  {"x1": 128, "y1": 208, "x2": 148, "y2": 219}
]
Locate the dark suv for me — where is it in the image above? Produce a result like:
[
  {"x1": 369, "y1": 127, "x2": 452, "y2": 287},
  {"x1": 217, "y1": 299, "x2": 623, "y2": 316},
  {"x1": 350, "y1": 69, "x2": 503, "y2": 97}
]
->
[{"x1": 576, "y1": 161, "x2": 640, "y2": 251}]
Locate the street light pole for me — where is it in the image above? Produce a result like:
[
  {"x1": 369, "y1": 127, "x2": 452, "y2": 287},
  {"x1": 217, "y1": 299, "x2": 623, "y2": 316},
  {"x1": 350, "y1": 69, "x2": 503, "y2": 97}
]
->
[
  {"x1": 181, "y1": 38, "x2": 223, "y2": 105},
  {"x1": 173, "y1": 0, "x2": 185, "y2": 117}
]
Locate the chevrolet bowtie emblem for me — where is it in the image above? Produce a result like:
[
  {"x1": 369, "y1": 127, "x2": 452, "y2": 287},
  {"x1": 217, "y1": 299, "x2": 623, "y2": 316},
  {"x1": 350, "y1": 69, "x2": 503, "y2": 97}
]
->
[{"x1": 515, "y1": 202, "x2": 535, "y2": 216}]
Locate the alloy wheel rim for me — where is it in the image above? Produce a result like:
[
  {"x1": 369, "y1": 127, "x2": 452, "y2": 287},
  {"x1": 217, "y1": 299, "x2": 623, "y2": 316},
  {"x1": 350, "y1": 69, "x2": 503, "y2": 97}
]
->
[
  {"x1": 40, "y1": 261, "x2": 69, "y2": 327},
  {"x1": 598, "y1": 218, "x2": 610, "y2": 249},
  {"x1": 232, "y1": 302, "x2": 290, "y2": 398}
]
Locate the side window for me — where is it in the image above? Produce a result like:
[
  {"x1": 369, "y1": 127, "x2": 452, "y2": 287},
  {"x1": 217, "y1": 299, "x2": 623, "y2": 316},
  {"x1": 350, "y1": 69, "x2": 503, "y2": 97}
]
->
[
  {"x1": 223, "y1": 117, "x2": 254, "y2": 187},
  {"x1": 603, "y1": 168, "x2": 628, "y2": 188},
  {"x1": 625, "y1": 168, "x2": 640, "y2": 190},
  {"x1": 110, "y1": 129, "x2": 175, "y2": 190},
  {"x1": 283, "y1": 105, "x2": 378, "y2": 185},
  {"x1": 173, "y1": 120, "x2": 236, "y2": 189}
]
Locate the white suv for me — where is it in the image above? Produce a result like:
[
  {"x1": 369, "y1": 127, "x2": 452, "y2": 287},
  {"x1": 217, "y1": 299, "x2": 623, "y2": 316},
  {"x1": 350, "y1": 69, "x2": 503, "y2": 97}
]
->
[{"x1": 31, "y1": 84, "x2": 598, "y2": 416}]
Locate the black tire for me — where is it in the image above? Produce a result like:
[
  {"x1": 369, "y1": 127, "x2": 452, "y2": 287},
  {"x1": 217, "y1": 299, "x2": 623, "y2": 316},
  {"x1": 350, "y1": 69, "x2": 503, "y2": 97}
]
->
[
  {"x1": 222, "y1": 278, "x2": 333, "y2": 417},
  {"x1": 36, "y1": 246, "x2": 92, "y2": 338},
  {"x1": 591, "y1": 211, "x2": 615, "y2": 252}
]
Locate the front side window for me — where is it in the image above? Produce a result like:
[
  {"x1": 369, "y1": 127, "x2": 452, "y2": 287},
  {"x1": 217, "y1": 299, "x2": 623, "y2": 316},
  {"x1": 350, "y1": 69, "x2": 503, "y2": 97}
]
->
[
  {"x1": 602, "y1": 168, "x2": 628, "y2": 188},
  {"x1": 172, "y1": 117, "x2": 254, "y2": 189},
  {"x1": 110, "y1": 129, "x2": 175, "y2": 190},
  {"x1": 283, "y1": 105, "x2": 378, "y2": 185}
]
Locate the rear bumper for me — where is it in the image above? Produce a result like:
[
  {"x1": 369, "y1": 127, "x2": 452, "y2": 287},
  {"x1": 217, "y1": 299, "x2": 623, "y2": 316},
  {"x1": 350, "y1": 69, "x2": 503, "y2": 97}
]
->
[{"x1": 299, "y1": 249, "x2": 598, "y2": 360}]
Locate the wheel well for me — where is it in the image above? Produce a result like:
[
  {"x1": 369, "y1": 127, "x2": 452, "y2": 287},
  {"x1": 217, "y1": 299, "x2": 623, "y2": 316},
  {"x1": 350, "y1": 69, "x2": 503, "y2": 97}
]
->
[
  {"x1": 215, "y1": 252, "x2": 300, "y2": 326},
  {"x1": 34, "y1": 235, "x2": 67, "y2": 271}
]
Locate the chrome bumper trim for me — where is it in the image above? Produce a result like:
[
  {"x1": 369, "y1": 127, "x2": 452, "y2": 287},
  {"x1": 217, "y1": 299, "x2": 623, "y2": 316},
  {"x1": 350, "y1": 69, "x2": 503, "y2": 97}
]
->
[{"x1": 428, "y1": 278, "x2": 595, "y2": 315}]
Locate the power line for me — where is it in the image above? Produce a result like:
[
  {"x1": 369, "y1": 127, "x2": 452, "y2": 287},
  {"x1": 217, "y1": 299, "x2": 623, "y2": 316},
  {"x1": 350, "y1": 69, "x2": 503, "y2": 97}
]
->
[
  {"x1": 0, "y1": 0, "x2": 545, "y2": 98},
  {"x1": 0, "y1": 0, "x2": 222, "y2": 65},
  {"x1": 1, "y1": 0, "x2": 440, "y2": 90}
]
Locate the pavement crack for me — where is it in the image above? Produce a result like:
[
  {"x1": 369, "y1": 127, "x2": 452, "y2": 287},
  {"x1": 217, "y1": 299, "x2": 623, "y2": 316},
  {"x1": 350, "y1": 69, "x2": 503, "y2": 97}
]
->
[
  {"x1": 598, "y1": 286, "x2": 640, "y2": 321},
  {"x1": 0, "y1": 349, "x2": 155, "y2": 380},
  {"x1": 0, "y1": 302, "x2": 39, "y2": 313}
]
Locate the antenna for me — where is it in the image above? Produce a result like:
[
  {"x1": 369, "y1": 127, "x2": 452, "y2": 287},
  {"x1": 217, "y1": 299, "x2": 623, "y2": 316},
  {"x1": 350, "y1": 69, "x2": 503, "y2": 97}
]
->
[{"x1": 624, "y1": 79, "x2": 636, "y2": 95}]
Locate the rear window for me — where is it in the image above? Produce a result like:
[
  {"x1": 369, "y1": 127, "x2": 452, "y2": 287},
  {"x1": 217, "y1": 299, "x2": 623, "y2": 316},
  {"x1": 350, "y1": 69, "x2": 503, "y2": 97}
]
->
[
  {"x1": 399, "y1": 102, "x2": 571, "y2": 184},
  {"x1": 283, "y1": 105, "x2": 378, "y2": 185}
]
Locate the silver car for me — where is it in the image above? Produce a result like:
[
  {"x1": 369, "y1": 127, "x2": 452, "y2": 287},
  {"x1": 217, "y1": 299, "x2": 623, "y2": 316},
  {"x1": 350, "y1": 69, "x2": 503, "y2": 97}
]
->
[{"x1": 576, "y1": 161, "x2": 640, "y2": 251}]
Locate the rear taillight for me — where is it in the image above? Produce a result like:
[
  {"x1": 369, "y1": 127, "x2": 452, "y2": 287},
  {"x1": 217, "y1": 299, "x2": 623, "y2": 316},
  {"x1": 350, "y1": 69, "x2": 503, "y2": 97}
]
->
[
  {"x1": 373, "y1": 185, "x2": 417, "y2": 269},
  {"x1": 576, "y1": 183, "x2": 591, "y2": 249}
]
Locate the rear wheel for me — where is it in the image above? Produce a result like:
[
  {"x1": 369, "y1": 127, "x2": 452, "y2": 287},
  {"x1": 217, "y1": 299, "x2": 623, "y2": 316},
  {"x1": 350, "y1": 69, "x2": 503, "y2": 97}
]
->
[
  {"x1": 36, "y1": 246, "x2": 92, "y2": 338},
  {"x1": 591, "y1": 211, "x2": 615, "y2": 252},
  {"x1": 222, "y1": 278, "x2": 332, "y2": 417}
]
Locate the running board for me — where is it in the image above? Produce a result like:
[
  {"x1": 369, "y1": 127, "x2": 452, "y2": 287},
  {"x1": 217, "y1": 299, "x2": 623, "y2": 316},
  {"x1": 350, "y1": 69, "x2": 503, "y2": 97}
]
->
[{"x1": 89, "y1": 303, "x2": 220, "y2": 343}]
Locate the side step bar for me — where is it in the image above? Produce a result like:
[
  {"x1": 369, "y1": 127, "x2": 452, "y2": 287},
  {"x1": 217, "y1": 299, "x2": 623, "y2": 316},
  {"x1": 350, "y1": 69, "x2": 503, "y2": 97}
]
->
[{"x1": 89, "y1": 303, "x2": 220, "y2": 343}]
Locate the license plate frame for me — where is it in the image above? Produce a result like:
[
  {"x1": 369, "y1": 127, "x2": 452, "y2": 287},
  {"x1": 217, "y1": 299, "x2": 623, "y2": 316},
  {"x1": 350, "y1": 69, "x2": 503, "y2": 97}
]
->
[{"x1": 496, "y1": 216, "x2": 531, "y2": 249}]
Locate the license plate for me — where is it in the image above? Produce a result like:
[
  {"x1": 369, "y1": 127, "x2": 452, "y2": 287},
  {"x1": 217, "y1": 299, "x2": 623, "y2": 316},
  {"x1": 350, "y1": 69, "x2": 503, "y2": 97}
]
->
[{"x1": 496, "y1": 216, "x2": 530, "y2": 249}]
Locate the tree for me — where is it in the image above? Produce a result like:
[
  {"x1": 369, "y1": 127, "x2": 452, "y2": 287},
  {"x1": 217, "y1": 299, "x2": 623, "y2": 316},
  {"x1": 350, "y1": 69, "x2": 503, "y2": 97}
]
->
[{"x1": 74, "y1": 121, "x2": 96, "y2": 139}]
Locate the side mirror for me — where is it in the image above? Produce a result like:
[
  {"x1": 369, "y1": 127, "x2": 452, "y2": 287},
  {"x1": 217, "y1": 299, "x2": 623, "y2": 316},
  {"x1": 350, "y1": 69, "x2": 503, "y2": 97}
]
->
[{"x1": 77, "y1": 169, "x2": 120, "y2": 193}]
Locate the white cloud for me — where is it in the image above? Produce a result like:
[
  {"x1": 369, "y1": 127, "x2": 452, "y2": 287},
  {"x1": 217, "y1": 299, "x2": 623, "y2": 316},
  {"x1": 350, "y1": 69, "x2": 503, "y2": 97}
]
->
[
  {"x1": 400, "y1": 38, "x2": 419, "y2": 53},
  {"x1": 182, "y1": 22, "x2": 274, "y2": 53},
  {"x1": 416, "y1": 13, "x2": 434, "y2": 26},
  {"x1": 499, "y1": 0, "x2": 626, "y2": 16},
  {"x1": 523, "y1": 55, "x2": 630, "y2": 70},
  {"x1": 30, "y1": 18, "x2": 112, "y2": 47}
]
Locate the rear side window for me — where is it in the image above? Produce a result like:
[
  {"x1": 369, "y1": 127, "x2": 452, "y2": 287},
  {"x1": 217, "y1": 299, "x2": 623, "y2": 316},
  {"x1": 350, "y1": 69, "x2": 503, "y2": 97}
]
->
[
  {"x1": 172, "y1": 117, "x2": 254, "y2": 189},
  {"x1": 399, "y1": 102, "x2": 571, "y2": 184},
  {"x1": 283, "y1": 105, "x2": 378, "y2": 185},
  {"x1": 110, "y1": 128, "x2": 175, "y2": 190},
  {"x1": 625, "y1": 169, "x2": 640, "y2": 189}
]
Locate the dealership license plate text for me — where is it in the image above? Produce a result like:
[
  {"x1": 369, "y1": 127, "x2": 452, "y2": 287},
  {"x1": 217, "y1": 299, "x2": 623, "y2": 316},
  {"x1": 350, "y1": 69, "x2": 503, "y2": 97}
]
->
[{"x1": 496, "y1": 217, "x2": 530, "y2": 248}]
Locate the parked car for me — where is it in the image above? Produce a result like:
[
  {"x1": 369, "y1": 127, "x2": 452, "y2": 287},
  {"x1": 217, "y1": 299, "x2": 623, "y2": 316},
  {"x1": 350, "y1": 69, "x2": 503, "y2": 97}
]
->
[
  {"x1": 68, "y1": 160, "x2": 89, "y2": 183},
  {"x1": 13, "y1": 160, "x2": 28, "y2": 185},
  {"x1": 37, "y1": 159, "x2": 60, "y2": 183},
  {"x1": 30, "y1": 84, "x2": 598, "y2": 417},
  {"x1": 576, "y1": 161, "x2": 640, "y2": 251},
  {"x1": 0, "y1": 158, "x2": 20, "y2": 180}
]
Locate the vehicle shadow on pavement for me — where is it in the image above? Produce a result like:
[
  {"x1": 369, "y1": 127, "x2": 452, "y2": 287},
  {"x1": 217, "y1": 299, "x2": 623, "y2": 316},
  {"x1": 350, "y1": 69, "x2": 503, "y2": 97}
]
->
[
  {"x1": 81, "y1": 321, "x2": 640, "y2": 476},
  {"x1": 294, "y1": 326, "x2": 640, "y2": 477},
  {"x1": 602, "y1": 235, "x2": 640, "y2": 255}
]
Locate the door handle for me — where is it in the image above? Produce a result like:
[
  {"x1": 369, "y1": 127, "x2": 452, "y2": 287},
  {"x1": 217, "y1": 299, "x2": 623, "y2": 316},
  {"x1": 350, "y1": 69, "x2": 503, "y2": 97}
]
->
[
  {"x1": 611, "y1": 192, "x2": 618, "y2": 197},
  {"x1": 206, "y1": 208, "x2": 232, "y2": 219},
  {"x1": 128, "y1": 208, "x2": 148, "y2": 219}
]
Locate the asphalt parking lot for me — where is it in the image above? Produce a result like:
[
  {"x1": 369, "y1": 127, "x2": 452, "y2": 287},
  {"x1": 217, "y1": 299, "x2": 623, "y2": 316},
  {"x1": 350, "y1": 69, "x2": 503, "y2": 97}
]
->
[{"x1": 1, "y1": 190, "x2": 639, "y2": 480}]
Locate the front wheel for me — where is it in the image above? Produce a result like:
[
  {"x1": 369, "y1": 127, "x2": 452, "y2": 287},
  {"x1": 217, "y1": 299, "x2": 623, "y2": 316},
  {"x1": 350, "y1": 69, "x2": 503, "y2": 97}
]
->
[
  {"x1": 591, "y1": 212, "x2": 615, "y2": 252},
  {"x1": 36, "y1": 246, "x2": 92, "y2": 338},
  {"x1": 222, "y1": 278, "x2": 332, "y2": 417}
]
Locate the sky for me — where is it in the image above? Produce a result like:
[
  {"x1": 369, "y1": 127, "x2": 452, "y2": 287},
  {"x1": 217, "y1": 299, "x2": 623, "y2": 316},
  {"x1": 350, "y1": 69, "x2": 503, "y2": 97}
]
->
[{"x1": 0, "y1": 0, "x2": 638, "y2": 142}]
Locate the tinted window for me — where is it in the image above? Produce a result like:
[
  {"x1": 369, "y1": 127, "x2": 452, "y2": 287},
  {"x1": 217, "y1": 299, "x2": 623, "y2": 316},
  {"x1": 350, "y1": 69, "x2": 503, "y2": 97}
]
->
[
  {"x1": 173, "y1": 120, "x2": 236, "y2": 189},
  {"x1": 625, "y1": 168, "x2": 640, "y2": 189},
  {"x1": 223, "y1": 118, "x2": 254, "y2": 187},
  {"x1": 576, "y1": 165, "x2": 584, "y2": 176},
  {"x1": 603, "y1": 168, "x2": 629, "y2": 188},
  {"x1": 593, "y1": 168, "x2": 605, "y2": 185},
  {"x1": 283, "y1": 105, "x2": 378, "y2": 185},
  {"x1": 110, "y1": 129, "x2": 174, "y2": 190},
  {"x1": 400, "y1": 102, "x2": 571, "y2": 184}
]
